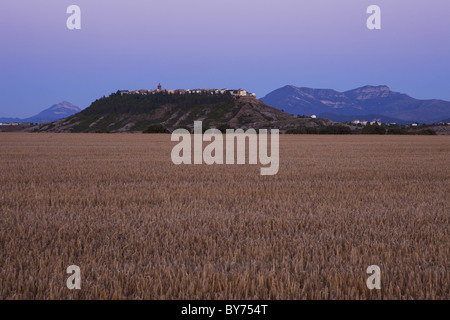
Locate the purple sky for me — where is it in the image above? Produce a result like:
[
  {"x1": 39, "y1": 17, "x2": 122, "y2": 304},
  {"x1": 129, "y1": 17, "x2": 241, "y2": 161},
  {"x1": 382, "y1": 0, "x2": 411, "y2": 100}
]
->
[{"x1": 1, "y1": 0, "x2": 450, "y2": 117}]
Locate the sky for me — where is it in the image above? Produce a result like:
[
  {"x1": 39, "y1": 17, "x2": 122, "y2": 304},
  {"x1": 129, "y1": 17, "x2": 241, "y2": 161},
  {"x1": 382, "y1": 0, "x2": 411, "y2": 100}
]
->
[{"x1": 1, "y1": 0, "x2": 450, "y2": 118}]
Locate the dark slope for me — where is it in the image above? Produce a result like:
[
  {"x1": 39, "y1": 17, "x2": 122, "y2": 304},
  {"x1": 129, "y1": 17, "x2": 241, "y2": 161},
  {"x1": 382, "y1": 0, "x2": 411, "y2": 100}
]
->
[{"x1": 34, "y1": 92, "x2": 303, "y2": 133}]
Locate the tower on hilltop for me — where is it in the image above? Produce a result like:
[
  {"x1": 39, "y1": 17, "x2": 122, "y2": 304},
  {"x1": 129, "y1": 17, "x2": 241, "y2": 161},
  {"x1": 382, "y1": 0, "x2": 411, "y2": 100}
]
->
[{"x1": 157, "y1": 83, "x2": 162, "y2": 92}]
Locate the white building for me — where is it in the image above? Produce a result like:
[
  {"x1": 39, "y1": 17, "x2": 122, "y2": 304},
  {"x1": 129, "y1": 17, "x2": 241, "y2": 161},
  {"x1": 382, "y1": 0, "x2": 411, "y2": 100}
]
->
[
  {"x1": 237, "y1": 89, "x2": 247, "y2": 96},
  {"x1": 116, "y1": 86, "x2": 256, "y2": 97}
]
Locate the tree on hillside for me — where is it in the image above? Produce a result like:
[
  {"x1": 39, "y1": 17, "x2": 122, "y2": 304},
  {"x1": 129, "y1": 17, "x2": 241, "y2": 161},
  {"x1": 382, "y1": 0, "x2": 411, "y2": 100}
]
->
[
  {"x1": 362, "y1": 123, "x2": 386, "y2": 134},
  {"x1": 143, "y1": 124, "x2": 171, "y2": 134},
  {"x1": 319, "y1": 125, "x2": 352, "y2": 134}
]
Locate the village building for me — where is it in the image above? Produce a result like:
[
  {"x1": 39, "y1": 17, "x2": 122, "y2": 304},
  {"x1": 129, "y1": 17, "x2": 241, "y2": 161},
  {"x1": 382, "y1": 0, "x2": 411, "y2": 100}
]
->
[{"x1": 115, "y1": 84, "x2": 256, "y2": 98}]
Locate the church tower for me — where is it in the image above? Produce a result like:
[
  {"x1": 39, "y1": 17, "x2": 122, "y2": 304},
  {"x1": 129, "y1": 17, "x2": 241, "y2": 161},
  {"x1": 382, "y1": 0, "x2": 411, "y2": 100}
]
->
[{"x1": 157, "y1": 83, "x2": 162, "y2": 92}]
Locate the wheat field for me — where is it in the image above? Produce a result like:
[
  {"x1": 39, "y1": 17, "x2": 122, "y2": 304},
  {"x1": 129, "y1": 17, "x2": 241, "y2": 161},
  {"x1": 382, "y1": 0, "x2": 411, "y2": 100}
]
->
[{"x1": 0, "y1": 133, "x2": 448, "y2": 299}]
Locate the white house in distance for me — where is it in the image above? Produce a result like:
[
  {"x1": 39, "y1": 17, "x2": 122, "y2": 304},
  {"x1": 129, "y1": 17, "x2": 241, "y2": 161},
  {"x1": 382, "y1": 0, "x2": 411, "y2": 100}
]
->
[
  {"x1": 352, "y1": 120, "x2": 382, "y2": 126},
  {"x1": 310, "y1": 115, "x2": 317, "y2": 119}
]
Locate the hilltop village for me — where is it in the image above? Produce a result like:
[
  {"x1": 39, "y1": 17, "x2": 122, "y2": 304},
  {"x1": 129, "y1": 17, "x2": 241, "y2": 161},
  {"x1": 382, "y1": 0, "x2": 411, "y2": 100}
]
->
[{"x1": 117, "y1": 83, "x2": 257, "y2": 98}]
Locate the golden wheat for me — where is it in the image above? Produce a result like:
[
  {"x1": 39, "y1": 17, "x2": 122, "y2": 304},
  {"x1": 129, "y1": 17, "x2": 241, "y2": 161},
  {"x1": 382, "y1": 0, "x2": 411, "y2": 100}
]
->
[{"x1": 0, "y1": 133, "x2": 448, "y2": 299}]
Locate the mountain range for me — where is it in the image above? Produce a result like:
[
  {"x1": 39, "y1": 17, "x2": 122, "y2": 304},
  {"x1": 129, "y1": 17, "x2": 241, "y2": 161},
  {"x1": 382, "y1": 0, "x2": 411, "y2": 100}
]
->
[
  {"x1": 4, "y1": 85, "x2": 450, "y2": 132},
  {"x1": 0, "y1": 101, "x2": 81, "y2": 124},
  {"x1": 261, "y1": 85, "x2": 450, "y2": 124}
]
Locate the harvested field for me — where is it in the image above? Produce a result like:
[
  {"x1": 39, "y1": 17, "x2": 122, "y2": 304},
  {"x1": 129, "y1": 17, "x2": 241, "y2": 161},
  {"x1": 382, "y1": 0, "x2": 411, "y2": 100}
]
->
[{"x1": 0, "y1": 133, "x2": 448, "y2": 299}]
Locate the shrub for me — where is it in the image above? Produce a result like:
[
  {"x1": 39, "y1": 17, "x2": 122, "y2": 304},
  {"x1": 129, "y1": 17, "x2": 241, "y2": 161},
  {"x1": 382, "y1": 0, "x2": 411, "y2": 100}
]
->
[
  {"x1": 387, "y1": 128, "x2": 409, "y2": 135},
  {"x1": 362, "y1": 123, "x2": 386, "y2": 135},
  {"x1": 417, "y1": 129, "x2": 437, "y2": 135},
  {"x1": 216, "y1": 123, "x2": 236, "y2": 133},
  {"x1": 174, "y1": 125, "x2": 192, "y2": 133},
  {"x1": 319, "y1": 125, "x2": 352, "y2": 135},
  {"x1": 286, "y1": 127, "x2": 319, "y2": 134},
  {"x1": 143, "y1": 124, "x2": 171, "y2": 134}
]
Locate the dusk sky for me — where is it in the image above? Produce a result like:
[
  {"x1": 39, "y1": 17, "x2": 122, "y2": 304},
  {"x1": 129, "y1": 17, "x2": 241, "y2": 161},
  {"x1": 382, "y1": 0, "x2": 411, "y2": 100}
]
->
[{"x1": 1, "y1": 0, "x2": 450, "y2": 118}]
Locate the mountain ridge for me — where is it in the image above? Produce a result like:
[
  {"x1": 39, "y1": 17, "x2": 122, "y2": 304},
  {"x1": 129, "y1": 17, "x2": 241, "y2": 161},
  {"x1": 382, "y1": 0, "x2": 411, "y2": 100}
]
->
[
  {"x1": 0, "y1": 101, "x2": 81, "y2": 124},
  {"x1": 261, "y1": 85, "x2": 450, "y2": 124}
]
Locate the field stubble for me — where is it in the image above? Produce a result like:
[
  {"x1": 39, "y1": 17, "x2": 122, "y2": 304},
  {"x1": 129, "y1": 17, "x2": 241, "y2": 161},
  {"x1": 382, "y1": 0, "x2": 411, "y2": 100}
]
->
[{"x1": 0, "y1": 133, "x2": 448, "y2": 299}]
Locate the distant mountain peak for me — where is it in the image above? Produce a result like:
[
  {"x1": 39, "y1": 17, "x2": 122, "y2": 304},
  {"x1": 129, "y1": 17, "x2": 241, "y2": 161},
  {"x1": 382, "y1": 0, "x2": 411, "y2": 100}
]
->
[
  {"x1": 0, "y1": 101, "x2": 81, "y2": 124},
  {"x1": 358, "y1": 85, "x2": 390, "y2": 90},
  {"x1": 346, "y1": 85, "x2": 391, "y2": 93},
  {"x1": 50, "y1": 101, "x2": 80, "y2": 110},
  {"x1": 32, "y1": 102, "x2": 81, "y2": 122},
  {"x1": 345, "y1": 85, "x2": 393, "y2": 100}
]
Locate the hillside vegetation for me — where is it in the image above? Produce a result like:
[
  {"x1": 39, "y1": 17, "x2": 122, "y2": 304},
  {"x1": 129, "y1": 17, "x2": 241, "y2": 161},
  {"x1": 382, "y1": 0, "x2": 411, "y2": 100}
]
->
[{"x1": 33, "y1": 92, "x2": 299, "y2": 133}]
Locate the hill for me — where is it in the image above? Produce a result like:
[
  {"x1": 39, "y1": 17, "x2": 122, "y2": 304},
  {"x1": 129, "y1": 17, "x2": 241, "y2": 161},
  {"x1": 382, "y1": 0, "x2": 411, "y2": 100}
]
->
[
  {"x1": 261, "y1": 85, "x2": 450, "y2": 124},
  {"x1": 32, "y1": 91, "x2": 327, "y2": 133},
  {"x1": 0, "y1": 101, "x2": 81, "y2": 124}
]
